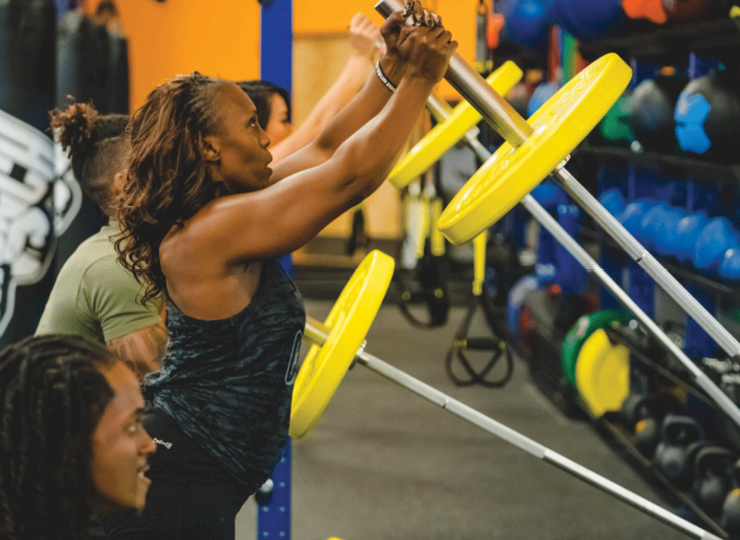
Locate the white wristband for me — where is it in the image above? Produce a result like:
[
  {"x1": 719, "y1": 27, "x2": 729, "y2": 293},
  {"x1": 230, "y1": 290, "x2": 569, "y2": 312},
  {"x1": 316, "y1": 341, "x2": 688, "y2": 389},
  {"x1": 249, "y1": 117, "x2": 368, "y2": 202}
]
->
[{"x1": 375, "y1": 61, "x2": 397, "y2": 93}]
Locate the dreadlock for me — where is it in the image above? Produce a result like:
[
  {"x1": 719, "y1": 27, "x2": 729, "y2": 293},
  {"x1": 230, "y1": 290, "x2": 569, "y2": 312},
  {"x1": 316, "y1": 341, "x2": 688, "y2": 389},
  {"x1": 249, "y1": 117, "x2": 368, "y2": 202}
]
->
[
  {"x1": 0, "y1": 334, "x2": 117, "y2": 540},
  {"x1": 50, "y1": 102, "x2": 129, "y2": 213},
  {"x1": 115, "y1": 72, "x2": 227, "y2": 304}
]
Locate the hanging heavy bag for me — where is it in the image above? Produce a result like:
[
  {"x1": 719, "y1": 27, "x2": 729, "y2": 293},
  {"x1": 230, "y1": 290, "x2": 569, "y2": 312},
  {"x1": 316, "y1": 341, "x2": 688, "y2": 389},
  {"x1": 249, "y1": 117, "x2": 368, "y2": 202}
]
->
[{"x1": 0, "y1": 0, "x2": 57, "y2": 347}]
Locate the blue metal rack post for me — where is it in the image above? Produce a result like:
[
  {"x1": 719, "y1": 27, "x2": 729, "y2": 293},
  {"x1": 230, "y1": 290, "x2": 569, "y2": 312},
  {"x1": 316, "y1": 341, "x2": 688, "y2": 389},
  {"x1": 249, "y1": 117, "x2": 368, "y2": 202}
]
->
[{"x1": 258, "y1": 1, "x2": 293, "y2": 538}]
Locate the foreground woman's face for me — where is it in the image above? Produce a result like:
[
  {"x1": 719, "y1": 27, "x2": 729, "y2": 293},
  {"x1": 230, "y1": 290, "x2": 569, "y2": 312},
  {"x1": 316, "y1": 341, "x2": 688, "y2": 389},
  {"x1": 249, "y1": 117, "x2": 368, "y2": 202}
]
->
[
  {"x1": 207, "y1": 82, "x2": 274, "y2": 193},
  {"x1": 90, "y1": 362, "x2": 156, "y2": 513}
]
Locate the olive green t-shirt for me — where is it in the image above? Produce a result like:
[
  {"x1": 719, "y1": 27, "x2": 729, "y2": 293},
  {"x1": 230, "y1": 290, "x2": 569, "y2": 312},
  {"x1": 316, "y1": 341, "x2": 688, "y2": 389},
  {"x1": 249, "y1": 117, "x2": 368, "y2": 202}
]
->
[{"x1": 35, "y1": 222, "x2": 163, "y2": 343}]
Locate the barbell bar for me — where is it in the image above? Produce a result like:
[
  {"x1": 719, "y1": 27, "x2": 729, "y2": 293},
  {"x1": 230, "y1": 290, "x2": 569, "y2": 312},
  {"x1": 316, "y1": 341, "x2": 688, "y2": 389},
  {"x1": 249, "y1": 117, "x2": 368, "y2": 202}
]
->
[
  {"x1": 294, "y1": 252, "x2": 722, "y2": 540},
  {"x1": 375, "y1": 0, "x2": 740, "y2": 375},
  {"x1": 418, "y1": 89, "x2": 740, "y2": 428}
]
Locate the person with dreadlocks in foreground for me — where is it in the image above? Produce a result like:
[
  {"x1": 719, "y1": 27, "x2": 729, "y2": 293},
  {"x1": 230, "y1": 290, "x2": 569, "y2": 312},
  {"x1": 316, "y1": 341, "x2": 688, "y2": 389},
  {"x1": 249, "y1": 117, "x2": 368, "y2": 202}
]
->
[{"x1": 0, "y1": 334, "x2": 157, "y2": 540}]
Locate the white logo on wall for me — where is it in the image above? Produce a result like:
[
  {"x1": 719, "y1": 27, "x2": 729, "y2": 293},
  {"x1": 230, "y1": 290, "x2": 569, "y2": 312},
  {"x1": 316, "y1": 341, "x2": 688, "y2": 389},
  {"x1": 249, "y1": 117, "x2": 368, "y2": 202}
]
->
[{"x1": 0, "y1": 109, "x2": 82, "y2": 338}]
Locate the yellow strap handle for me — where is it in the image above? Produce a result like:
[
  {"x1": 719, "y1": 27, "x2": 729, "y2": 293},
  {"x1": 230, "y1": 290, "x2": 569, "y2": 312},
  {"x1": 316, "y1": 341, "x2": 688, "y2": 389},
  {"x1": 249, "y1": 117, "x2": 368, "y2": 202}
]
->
[
  {"x1": 429, "y1": 196, "x2": 446, "y2": 257},
  {"x1": 472, "y1": 230, "x2": 488, "y2": 296}
]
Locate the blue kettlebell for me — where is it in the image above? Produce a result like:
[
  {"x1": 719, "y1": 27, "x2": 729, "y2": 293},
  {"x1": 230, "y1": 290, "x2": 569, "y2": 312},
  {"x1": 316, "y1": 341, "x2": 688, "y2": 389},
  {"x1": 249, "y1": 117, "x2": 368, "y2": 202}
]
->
[
  {"x1": 528, "y1": 81, "x2": 561, "y2": 117},
  {"x1": 674, "y1": 211, "x2": 707, "y2": 264},
  {"x1": 618, "y1": 198, "x2": 654, "y2": 238},
  {"x1": 638, "y1": 202, "x2": 668, "y2": 251},
  {"x1": 720, "y1": 249, "x2": 740, "y2": 281},
  {"x1": 599, "y1": 188, "x2": 626, "y2": 217},
  {"x1": 653, "y1": 205, "x2": 685, "y2": 257},
  {"x1": 693, "y1": 216, "x2": 740, "y2": 274},
  {"x1": 531, "y1": 182, "x2": 567, "y2": 208}
]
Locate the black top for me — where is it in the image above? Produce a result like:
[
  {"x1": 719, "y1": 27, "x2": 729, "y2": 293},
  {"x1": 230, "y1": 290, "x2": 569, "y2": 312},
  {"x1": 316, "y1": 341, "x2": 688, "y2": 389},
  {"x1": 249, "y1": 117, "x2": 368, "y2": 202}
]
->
[{"x1": 143, "y1": 259, "x2": 305, "y2": 493}]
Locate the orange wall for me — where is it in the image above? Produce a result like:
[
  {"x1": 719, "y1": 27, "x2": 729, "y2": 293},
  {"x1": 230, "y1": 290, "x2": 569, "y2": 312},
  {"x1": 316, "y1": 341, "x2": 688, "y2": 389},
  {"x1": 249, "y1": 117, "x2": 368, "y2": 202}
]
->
[
  {"x1": 89, "y1": 0, "x2": 476, "y2": 110},
  {"x1": 88, "y1": 0, "x2": 261, "y2": 112},
  {"x1": 294, "y1": 0, "x2": 477, "y2": 98}
]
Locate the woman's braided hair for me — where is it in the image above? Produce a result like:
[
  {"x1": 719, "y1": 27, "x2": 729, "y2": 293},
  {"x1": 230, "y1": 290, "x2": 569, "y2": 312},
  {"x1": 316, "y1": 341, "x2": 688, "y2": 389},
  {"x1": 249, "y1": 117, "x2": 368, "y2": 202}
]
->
[
  {"x1": 0, "y1": 334, "x2": 117, "y2": 540},
  {"x1": 115, "y1": 72, "x2": 226, "y2": 303}
]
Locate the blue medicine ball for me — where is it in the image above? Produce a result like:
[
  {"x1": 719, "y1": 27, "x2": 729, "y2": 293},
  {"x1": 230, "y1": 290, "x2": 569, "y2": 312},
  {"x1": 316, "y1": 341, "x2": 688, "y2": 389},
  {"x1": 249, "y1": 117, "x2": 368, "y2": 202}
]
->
[
  {"x1": 551, "y1": 0, "x2": 625, "y2": 39},
  {"x1": 675, "y1": 73, "x2": 740, "y2": 163},
  {"x1": 505, "y1": 0, "x2": 552, "y2": 49},
  {"x1": 631, "y1": 75, "x2": 687, "y2": 153}
]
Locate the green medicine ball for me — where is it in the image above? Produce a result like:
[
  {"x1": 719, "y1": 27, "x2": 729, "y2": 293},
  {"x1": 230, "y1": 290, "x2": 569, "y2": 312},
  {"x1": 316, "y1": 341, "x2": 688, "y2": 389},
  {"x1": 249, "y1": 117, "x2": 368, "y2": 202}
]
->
[{"x1": 600, "y1": 91, "x2": 634, "y2": 144}]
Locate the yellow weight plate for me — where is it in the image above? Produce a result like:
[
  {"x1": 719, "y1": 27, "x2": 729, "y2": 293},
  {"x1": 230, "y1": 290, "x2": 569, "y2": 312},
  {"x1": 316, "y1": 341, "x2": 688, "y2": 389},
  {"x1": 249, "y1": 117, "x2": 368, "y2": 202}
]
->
[
  {"x1": 438, "y1": 53, "x2": 632, "y2": 245},
  {"x1": 290, "y1": 250, "x2": 395, "y2": 439},
  {"x1": 387, "y1": 61, "x2": 523, "y2": 190},
  {"x1": 575, "y1": 328, "x2": 630, "y2": 418}
]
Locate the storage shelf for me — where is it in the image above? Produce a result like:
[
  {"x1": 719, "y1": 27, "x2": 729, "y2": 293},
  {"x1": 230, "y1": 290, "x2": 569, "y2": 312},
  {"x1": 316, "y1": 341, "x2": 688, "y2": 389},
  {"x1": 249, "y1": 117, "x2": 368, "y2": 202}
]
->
[
  {"x1": 574, "y1": 146, "x2": 740, "y2": 184},
  {"x1": 593, "y1": 326, "x2": 737, "y2": 537},
  {"x1": 578, "y1": 18, "x2": 740, "y2": 62},
  {"x1": 578, "y1": 226, "x2": 740, "y2": 297},
  {"x1": 596, "y1": 413, "x2": 730, "y2": 538}
]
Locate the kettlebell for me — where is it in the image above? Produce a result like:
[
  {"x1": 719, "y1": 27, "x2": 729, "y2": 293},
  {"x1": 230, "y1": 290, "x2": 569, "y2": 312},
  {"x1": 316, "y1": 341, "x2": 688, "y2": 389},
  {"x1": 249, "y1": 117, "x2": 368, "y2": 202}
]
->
[
  {"x1": 621, "y1": 392, "x2": 679, "y2": 457},
  {"x1": 599, "y1": 188, "x2": 625, "y2": 217},
  {"x1": 721, "y1": 459, "x2": 740, "y2": 535},
  {"x1": 693, "y1": 445, "x2": 736, "y2": 514},
  {"x1": 654, "y1": 414, "x2": 707, "y2": 488},
  {"x1": 693, "y1": 216, "x2": 740, "y2": 274},
  {"x1": 674, "y1": 211, "x2": 708, "y2": 264}
]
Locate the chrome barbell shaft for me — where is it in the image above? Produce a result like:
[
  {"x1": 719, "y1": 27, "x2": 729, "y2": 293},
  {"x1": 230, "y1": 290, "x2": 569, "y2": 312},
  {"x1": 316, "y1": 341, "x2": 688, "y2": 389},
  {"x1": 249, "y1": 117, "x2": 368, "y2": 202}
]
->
[
  {"x1": 455, "y1": 123, "x2": 740, "y2": 429},
  {"x1": 375, "y1": 0, "x2": 532, "y2": 146},
  {"x1": 301, "y1": 316, "x2": 722, "y2": 540},
  {"x1": 376, "y1": 0, "x2": 740, "y2": 362},
  {"x1": 554, "y1": 166, "x2": 740, "y2": 359}
]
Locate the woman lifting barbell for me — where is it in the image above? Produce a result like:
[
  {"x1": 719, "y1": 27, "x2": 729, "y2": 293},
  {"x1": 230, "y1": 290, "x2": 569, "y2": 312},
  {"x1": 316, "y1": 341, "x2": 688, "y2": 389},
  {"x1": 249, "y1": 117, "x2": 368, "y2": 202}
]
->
[{"x1": 100, "y1": 3, "x2": 456, "y2": 539}]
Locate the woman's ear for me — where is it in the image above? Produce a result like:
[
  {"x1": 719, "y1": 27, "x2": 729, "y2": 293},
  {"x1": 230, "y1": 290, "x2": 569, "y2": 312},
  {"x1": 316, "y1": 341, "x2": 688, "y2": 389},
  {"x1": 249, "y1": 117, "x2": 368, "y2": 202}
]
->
[
  {"x1": 202, "y1": 137, "x2": 220, "y2": 163},
  {"x1": 112, "y1": 171, "x2": 126, "y2": 195}
]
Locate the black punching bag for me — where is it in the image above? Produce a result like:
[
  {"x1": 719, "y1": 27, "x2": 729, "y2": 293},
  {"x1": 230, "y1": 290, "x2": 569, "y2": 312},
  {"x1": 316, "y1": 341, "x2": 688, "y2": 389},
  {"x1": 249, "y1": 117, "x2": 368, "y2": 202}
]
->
[
  {"x1": 0, "y1": 0, "x2": 57, "y2": 347},
  {"x1": 54, "y1": 9, "x2": 131, "y2": 273}
]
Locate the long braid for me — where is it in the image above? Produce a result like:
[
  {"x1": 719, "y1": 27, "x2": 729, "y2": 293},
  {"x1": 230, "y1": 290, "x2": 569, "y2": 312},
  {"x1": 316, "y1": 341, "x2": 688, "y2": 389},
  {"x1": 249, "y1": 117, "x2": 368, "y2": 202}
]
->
[
  {"x1": 115, "y1": 72, "x2": 226, "y2": 304},
  {"x1": 0, "y1": 335, "x2": 116, "y2": 540}
]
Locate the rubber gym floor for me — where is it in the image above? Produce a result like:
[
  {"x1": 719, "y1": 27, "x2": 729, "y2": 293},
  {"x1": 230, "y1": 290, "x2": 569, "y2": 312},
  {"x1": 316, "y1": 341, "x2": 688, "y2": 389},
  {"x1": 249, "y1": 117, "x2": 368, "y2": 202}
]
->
[{"x1": 235, "y1": 298, "x2": 691, "y2": 540}]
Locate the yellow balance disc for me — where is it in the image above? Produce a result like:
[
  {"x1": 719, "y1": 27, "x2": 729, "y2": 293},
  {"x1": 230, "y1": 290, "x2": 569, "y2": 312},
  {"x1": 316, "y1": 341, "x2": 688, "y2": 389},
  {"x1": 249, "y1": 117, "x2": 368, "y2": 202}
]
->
[
  {"x1": 575, "y1": 328, "x2": 630, "y2": 418},
  {"x1": 387, "y1": 61, "x2": 523, "y2": 190},
  {"x1": 290, "y1": 250, "x2": 395, "y2": 439},
  {"x1": 438, "y1": 53, "x2": 632, "y2": 246}
]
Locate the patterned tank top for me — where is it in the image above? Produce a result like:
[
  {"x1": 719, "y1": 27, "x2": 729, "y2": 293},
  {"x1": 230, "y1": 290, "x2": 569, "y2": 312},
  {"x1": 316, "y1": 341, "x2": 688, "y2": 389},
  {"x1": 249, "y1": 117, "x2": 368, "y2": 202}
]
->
[{"x1": 143, "y1": 258, "x2": 305, "y2": 494}]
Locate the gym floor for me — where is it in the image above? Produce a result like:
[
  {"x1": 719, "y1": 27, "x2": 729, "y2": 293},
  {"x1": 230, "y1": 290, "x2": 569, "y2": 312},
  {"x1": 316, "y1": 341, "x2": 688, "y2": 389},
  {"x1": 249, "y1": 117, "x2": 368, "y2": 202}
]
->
[{"x1": 236, "y1": 299, "x2": 690, "y2": 540}]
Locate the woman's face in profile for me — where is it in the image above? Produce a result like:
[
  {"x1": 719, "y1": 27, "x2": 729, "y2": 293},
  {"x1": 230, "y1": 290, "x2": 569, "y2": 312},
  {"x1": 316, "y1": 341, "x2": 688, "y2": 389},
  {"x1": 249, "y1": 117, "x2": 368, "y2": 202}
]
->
[
  {"x1": 89, "y1": 362, "x2": 156, "y2": 513},
  {"x1": 265, "y1": 94, "x2": 293, "y2": 146}
]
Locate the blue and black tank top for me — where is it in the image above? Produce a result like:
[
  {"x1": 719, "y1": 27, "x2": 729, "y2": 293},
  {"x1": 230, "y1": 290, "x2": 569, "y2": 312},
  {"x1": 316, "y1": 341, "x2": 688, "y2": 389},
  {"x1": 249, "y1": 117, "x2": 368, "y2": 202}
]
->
[{"x1": 142, "y1": 258, "x2": 305, "y2": 494}]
